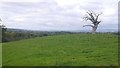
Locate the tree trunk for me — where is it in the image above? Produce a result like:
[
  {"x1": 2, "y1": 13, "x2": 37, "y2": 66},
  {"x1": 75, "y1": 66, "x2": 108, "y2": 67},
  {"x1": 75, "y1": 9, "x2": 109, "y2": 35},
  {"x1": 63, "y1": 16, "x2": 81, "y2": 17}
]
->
[{"x1": 92, "y1": 25, "x2": 98, "y2": 34}]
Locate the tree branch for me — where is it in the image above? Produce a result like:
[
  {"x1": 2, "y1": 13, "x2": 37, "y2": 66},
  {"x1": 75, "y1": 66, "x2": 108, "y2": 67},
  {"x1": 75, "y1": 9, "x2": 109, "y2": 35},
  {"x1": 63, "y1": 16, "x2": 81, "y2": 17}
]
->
[
  {"x1": 83, "y1": 25, "x2": 94, "y2": 28},
  {"x1": 95, "y1": 13, "x2": 102, "y2": 22},
  {"x1": 87, "y1": 12, "x2": 95, "y2": 21}
]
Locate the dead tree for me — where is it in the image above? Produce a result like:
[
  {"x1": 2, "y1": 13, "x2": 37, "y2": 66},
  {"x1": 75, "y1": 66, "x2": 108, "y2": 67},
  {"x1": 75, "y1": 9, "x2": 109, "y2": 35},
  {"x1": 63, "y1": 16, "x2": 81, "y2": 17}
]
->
[
  {"x1": 0, "y1": 19, "x2": 7, "y2": 42},
  {"x1": 83, "y1": 10, "x2": 102, "y2": 34},
  {"x1": 0, "y1": 19, "x2": 6, "y2": 30}
]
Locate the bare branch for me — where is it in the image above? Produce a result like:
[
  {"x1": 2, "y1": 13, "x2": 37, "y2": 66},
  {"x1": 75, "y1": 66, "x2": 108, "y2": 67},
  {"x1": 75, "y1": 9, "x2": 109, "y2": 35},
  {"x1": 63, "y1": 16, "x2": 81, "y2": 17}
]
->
[
  {"x1": 86, "y1": 11, "x2": 95, "y2": 21},
  {"x1": 95, "y1": 12, "x2": 102, "y2": 22},
  {"x1": 84, "y1": 16, "x2": 94, "y2": 22},
  {"x1": 83, "y1": 25, "x2": 94, "y2": 28}
]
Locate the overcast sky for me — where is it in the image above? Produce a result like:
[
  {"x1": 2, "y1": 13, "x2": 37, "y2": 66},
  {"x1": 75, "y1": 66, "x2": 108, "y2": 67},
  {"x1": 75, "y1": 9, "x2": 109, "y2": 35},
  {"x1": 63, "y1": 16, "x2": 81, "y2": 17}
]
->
[{"x1": 0, "y1": 0, "x2": 119, "y2": 31}]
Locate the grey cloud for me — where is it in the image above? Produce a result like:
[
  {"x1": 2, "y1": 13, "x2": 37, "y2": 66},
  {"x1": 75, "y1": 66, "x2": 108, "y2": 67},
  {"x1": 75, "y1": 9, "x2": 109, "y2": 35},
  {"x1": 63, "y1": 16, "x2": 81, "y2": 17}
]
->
[{"x1": 0, "y1": 0, "x2": 118, "y2": 31}]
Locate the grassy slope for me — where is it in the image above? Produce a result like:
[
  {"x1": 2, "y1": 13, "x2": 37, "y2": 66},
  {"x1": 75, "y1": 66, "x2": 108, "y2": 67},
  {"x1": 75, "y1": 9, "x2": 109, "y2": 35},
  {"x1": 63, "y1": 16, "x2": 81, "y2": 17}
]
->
[
  {"x1": 0, "y1": 43, "x2": 2, "y2": 67},
  {"x1": 2, "y1": 34, "x2": 118, "y2": 66}
]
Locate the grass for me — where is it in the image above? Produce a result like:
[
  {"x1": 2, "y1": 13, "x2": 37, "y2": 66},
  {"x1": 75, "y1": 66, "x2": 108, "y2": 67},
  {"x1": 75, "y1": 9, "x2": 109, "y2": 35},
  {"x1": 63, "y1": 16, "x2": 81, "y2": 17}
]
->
[
  {"x1": 2, "y1": 33, "x2": 118, "y2": 66},
  {"x1": 0, "y1": 43, "x2": 2, "y2": 67}
]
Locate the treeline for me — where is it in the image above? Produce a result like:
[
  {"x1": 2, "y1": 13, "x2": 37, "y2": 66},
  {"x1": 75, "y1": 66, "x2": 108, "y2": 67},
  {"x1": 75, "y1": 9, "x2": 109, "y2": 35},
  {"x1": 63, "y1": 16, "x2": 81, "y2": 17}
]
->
[
  {"x1": 1, "y1": 28, "x2": 119, "y2": 43},
  {"x1": 2, "y1": 29, "x2": 74, "y2": 42}
]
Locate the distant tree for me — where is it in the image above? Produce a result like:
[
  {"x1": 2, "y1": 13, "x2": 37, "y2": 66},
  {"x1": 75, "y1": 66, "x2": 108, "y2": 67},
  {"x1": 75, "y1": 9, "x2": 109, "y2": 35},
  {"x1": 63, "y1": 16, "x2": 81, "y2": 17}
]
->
[
  {"x1": 0, "y1": 19, "x2": 7, "y2": 32},
  {"x1": 83, "y1": 10, "x2": 102, "y2": 34},
  {"x1": 43, "y1": 34, "x2": 48, "y2": 36},
  {"x1": 0, "y1": 19, "x2": 7, "y2": 42}
]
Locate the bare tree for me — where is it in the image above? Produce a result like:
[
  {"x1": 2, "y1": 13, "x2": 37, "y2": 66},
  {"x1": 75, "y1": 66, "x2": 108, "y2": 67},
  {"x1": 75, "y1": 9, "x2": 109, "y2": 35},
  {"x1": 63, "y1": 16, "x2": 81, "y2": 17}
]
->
[
  {"x1": 0, "y1": 19, "x2": 6, "y2": 29},
  {"x1": 0, "y1": 19, "x2": 6, "y2": 35},
  {"x1": 83, "y1": 10, "x2": 102, "y2": 34},
  {"x1": 0, "y1": 18, "x2": 7, "y2": 42}
]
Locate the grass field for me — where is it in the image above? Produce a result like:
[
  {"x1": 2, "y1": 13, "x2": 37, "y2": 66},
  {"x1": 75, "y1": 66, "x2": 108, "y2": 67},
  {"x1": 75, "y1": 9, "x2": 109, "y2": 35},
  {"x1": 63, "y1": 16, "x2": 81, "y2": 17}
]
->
[
  {"x1": 2, "y1": 34, "x2": 118, "y2": 66},
  {"x1": 0, "y1": 43, "x2": 2, "y2": 67}
]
